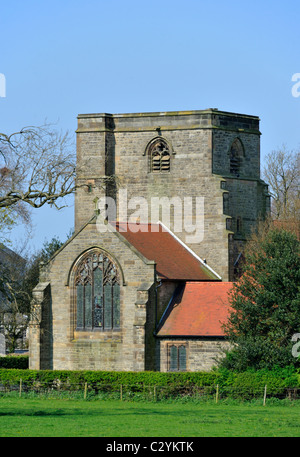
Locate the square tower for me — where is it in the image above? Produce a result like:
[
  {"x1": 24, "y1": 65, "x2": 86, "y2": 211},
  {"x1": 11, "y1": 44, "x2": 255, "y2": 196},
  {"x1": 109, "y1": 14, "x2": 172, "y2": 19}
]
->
[{"x1": 75, "y1": 109, "x2": 269, "y2": 280}]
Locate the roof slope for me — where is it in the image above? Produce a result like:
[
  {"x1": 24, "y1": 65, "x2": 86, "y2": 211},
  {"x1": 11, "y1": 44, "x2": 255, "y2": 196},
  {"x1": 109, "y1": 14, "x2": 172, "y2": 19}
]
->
[
  {"x1": 115, "y1": 222, "x2": 220, "y2": 281},
  {"x1": 157, "y1": 282, "x2": 232, "y2": 337},
  {"x1": 0, "y1": 245, "x2": 25, "y2": 267}
]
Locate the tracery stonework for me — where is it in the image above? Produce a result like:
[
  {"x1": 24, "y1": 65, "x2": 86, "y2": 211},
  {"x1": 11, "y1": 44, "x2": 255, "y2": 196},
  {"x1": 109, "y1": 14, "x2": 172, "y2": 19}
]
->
[
  {"x1": 74, "y1": 250, "x2": 120, "y2": 331},
  {"x1": 149, "y1": 139, "x2": 170, "y2": 172}
]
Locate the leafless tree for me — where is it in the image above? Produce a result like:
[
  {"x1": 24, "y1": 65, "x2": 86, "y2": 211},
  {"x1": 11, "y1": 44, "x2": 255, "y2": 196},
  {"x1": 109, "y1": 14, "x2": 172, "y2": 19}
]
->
[
  {"x1": 0, "y1": 124, "x2": 76, "y2": 223},
  {"x1": 0, "y1": 123, "x2": 118, "y2": 234},
  {"x1": 0, "y1": 246, "x2": 29, "y2": 352},
  {"x1": 263, "y1": 146, "x2": 300, "y2": 221}
]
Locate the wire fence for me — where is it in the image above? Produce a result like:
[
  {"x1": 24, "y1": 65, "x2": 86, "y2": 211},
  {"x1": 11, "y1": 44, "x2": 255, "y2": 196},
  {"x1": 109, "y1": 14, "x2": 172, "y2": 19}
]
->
[{"x1": 1, "y1": 379, "x2": 300, "y2": 404}]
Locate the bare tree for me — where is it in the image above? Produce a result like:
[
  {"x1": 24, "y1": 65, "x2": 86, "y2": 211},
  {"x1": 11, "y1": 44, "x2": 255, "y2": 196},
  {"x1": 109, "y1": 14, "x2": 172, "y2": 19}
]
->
[
  {"x1": 0, "y1": 236, "x2": 66, "y2": 352},
  {"x1": 0, "y1": 124, "x2": 76, "y2": 219},
  {"x1": 0, "y1": 300, "x2": 29, "y2": 353},
  {"x1": 0, "y1": 246, "x2": 28, "y2": 352},
  {"x1": 0, "y1": 123, "x2": 118, "y2": 235},
  {"x1": 263, "y1": 146, "x2": 300, "y2": 221}
]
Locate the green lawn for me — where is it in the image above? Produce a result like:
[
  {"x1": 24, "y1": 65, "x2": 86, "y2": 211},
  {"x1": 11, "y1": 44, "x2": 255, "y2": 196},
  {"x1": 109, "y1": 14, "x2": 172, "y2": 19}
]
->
[{"x1": 0, "y1": 397, "x2": 300, "y2": 437}]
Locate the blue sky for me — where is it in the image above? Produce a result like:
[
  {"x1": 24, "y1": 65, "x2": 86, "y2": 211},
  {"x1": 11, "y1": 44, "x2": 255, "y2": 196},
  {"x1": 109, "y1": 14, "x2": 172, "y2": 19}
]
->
[{"x1": 1, "y1": 0, "x2": 300, "y2": 254}]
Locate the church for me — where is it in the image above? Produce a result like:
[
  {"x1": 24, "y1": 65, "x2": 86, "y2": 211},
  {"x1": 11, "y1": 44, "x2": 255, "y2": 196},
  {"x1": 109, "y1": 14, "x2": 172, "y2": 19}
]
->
[{"x1": 29, "y1": 109, "x2": 270, "y2": 372}]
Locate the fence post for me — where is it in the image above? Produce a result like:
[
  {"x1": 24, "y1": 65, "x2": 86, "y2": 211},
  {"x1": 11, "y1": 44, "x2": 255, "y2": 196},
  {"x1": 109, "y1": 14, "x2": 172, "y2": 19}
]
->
[
  {"x1": 19, "y1": 378, "x2": 22, "y2": 398},
  {"x1": 216, "y1": 384, "x2": 219, "y2": 404},
  {"x1": 120, "y1": 384, "x2": 123, "y2": 401},
  {"x1": 263, "y1": 385, "x2": 267, "y2": 406},
  {"x1": 84, "y1": 382, "x2": 87, "y2": 400},
  {"x1": 154, "y1": 386, "x2": 157, "y2": 402}
]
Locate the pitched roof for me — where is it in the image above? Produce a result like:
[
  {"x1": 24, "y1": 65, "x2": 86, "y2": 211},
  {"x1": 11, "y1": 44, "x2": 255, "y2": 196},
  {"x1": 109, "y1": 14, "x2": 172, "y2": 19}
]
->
[
  {"x1": 115, "y1": 221, "x2": 220, "y2": 281},
  {"x1": 157, "y1": 282, "x2": 232, "y2": 337},
  {"x1": 0, "y1": 245, "x2": 25, "y2": 267}
]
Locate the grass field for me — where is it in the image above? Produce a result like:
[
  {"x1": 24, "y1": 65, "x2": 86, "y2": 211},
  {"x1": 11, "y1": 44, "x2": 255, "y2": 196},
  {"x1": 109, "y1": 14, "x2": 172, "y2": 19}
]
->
[{"x1": 1, "y1": 396, "x2": 300, "y2": 437}]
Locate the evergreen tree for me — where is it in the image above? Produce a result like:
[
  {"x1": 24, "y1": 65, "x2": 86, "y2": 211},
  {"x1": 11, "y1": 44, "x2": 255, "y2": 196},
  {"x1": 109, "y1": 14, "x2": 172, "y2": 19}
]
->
[{"x1": 221, "y1": 227, "x2": 300, "y2": 371}]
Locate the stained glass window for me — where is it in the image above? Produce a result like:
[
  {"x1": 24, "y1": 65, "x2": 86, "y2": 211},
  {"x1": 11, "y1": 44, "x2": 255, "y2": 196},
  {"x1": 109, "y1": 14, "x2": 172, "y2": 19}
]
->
[{"x1": 74, "y1": 250, "x2": 120, "y2": 330}]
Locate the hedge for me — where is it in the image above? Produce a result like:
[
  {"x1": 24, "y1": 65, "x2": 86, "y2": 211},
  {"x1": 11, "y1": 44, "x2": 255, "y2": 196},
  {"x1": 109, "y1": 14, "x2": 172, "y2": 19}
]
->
[
  {"x1": 0, "y1": 366, "x2": 299, "y2": 397},
  {"x1": 216, "y1": 367, "x2": 300, "y2": 398},
  {"x1": 0, "y1": 369, "x2": 219, "y2": 388},
  {"x1": 0, "y1": 356, "x2": 29, "y2": 369}
]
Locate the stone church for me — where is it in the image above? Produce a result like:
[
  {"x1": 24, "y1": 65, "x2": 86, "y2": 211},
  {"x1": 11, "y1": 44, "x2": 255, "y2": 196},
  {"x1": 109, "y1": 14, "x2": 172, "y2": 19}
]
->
[{"x1": 29, "y1": 109, "x2": 270, "y2": 372}]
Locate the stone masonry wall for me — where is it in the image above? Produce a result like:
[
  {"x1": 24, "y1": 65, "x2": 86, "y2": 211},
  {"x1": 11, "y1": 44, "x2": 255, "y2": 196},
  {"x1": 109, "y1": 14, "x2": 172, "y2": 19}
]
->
[
  {"x1": 159, "y1": 338, "x2": 231, "y2": 372},
  {"x1": 31, "y1": 218, "x2": 157, "y2": 371},
  {"x1": 75, "y1": 109, "x2": 267, "y2": 281}
]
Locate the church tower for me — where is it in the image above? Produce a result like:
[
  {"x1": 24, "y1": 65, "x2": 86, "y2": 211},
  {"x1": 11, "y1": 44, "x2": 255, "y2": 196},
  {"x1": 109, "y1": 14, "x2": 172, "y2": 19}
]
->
[{"x1": 75, "y1": 109, "x2": 270, "y2": 281}]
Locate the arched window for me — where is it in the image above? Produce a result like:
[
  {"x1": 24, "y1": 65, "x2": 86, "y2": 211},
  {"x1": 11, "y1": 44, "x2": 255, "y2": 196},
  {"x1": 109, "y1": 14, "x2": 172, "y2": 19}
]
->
[
  {"x1": 230, "y1": 138, "x2": 244, "y2": 175},
  {"x1": 149, "y1": 139, "x2": 170, "y2": 173},
  {"x1": 74, "y1": 249, "x2": 120, "y2": 330}
]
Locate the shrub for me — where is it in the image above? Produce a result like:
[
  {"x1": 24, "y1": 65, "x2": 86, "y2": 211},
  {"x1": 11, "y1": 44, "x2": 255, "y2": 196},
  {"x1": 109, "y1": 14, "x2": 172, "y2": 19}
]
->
[{"x1": 0, "y1": 356, "x2": 29, "y2": 369}]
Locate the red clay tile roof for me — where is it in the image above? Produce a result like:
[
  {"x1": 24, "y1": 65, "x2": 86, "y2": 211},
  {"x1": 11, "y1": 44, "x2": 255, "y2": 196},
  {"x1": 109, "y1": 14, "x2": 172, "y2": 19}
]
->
[
  {"x1": 157, "y1": 282, "x2": 232, "y2": 337},
  {"x1": 115, "y1": 222, "x2": 220, "y2": 281}
]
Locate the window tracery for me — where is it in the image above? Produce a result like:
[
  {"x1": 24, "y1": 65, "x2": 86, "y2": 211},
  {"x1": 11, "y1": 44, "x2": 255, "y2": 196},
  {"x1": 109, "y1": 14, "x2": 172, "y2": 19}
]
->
[
  {"x1": 149, "y1": 139, "x2": 170, "y2": 172},
  {"x1": 74, "y1": 250, "x2": 120, "y2": 330}
]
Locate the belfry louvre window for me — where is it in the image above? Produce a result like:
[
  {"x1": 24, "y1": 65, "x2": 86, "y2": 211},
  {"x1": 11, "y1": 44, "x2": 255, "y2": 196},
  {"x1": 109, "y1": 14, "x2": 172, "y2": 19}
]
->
[
  {"x1": 149, "y1": 140, "x2": 170, "y2": 172},
  {"x1": 168, "y1": 344, "x2": 187, "y2": 371},
  {"x1": 75, "y1": 250, "x2": 120, "y2": 330}
]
